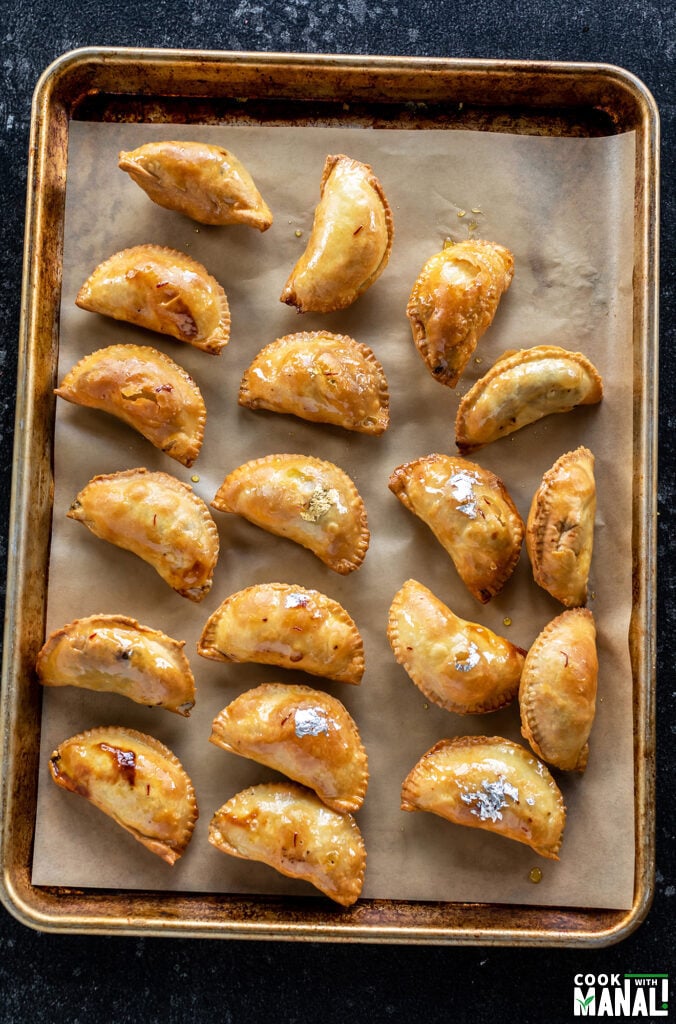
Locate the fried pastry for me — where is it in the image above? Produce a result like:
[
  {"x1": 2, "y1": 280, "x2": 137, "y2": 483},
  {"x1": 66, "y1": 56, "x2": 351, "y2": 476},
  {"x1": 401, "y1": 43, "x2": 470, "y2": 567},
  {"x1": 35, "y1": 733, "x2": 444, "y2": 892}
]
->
[
  {"x1": 210, "y1": 683, "x2": 368, "y2": 813},
  {"x1": 526, "y1": 447, "x2": 596, "y2": 607},
  {"x1": 118, "y1": 140, "x2": 273, "y2": 229},
  {"x1": 238, "y1": 331, "x2": 390, "y2": 435},
  {"x1": 280, "y1": 154, "x2": 393, "y2": 313},
  {"x1": 388, "y1": 454, "x2": 524, "y2": 602},
  {"x1": 401, "y1": 736, "x2": 566, "y2": 860},
  {"x1": 198, "y1": 582, "x2": 364, "y2": 685},
  {"x1": 67, "y1": 468, "x2": 219, "y2": 601},
  {"x1": 55, "y1": 344, "x2": 206, "y2": 467},
  {"x1": 406, "y1": 239, "x2": 514, "y2": 388},
  {"x1": 455, "y1": 345, "x2": 603, "y2": 452},
  {"x1": 49, "y1": 726, "x2": 198, "y2": 864},
  {"x1": 519, "y1": 608, "x2": 598, "y2": 772},
  {"x1": 209, "y1": 782, "x2": 366, "y2": 906},
  {"x1": 36, "y1": 614, "x2": 195, "y2": 716},
  {"x1": 387, "y1": 579, "x2": 525, "y2": 714},
  {"x1": 75, "y1": 244, "x2": 231, "y2": 354},
  {"x1": 212, "y1": 454, "x2": 369, "y2": 575}
]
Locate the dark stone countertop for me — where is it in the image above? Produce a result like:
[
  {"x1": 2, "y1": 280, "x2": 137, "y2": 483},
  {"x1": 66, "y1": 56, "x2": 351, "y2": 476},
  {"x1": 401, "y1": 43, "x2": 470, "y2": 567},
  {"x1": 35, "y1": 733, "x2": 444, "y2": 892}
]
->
[{"x1": 0, "y1": 3, "x2": 673, "y2": 1022}]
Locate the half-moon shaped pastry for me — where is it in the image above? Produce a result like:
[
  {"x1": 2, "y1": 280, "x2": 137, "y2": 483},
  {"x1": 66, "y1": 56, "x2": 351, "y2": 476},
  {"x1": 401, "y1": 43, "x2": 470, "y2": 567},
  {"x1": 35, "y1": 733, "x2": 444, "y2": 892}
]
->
[
  {"x1": 212, "y1": 454, "x2": 369, "y2": 575},
  {"x1": 198, "y1": 582, "x2": 364, "y2": 685},
  {"x1": 401, "y1": 736, "x2": 565, "y2": 860},
  {"x1": 67, "y1": 468, "x2": 219, "y2": 602},
  {"x1": 455, "y1": 345, "x2": 603, "y2": 452},
  {"x1": 519, "y1": 608, "x2": 598, "y2": 772},
  {"x1": 49, "y1": 726, "x2": 198, "y2": 864},
  {"x1": 526, "y1": 447, "x2": 596, "y2": 607},
  {"x1": 280, "y1": 154, "x2": 393, "y2": 313},
  {"x1": 388, "y1": 454, "x2": 524, "y2": 602},
  {"x1": 238, "y1": 331, "x2": 390, "y2": 435},
  {"x1": 118, "y1": 140, "x2": 273, "y2": 230},
  {"x1": 406, "y1": 239, "x2": 514, "y2": 388},
  {"x1": 387, "y1": 579, "x2": 525, "y2": 714},
  {"x1": 36, "y1": 614, "x2": 196, "y2": 716},
  {"x1": 75, "y1": 244, "x2": 231, "y2": 354},
  {"x1": 55, "y1": 344, "x2": 206, "y2": 467},
  {"x1": 209, "y1": 782, "x2": 366, "y2": 905},
  {"x1": 210, "y1": 683, "x2": 368, "y2": 813}
]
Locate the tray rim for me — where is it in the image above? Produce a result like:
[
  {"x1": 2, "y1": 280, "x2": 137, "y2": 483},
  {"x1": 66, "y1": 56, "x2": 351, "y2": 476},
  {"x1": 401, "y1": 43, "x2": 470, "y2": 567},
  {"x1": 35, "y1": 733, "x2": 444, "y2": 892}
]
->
[{"x1": 0, "y1": 46, "x2": 660, "y2": 945}]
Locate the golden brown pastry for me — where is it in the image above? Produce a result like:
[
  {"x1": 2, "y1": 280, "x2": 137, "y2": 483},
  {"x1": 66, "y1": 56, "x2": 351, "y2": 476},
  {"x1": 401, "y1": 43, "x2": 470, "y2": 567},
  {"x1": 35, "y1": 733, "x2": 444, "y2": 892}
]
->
[
  {"x1": 401, "y1": 736, "x2": 566, "y2": 860},
  {"x1": 212, "y1": 454, "x2": 369, "y2": 575},
  {"x1": 388, "y1": 454, "x2": 524, "y2": 602},
  {"x1": 75, "y1": 244, "x2": 231, "y2": 354},
  {"x1": 406, "y1": 239, "x2": 514, "y2": 388},
  {"x1": 198, "y1": 582, "x2": 364, "y2": 685},
  {"x1": 455, "y1": 345, "x2": 603, "y2": 452},
  {"x1": 209, "y1": 782, "x2": 366, "y2": 905},
  {"x1": 280, "y1": 154, "x2": 393, "y2": 313},
  {"x1": 36, "y1": 614, "x2": 195, "y2": 716},
  {"x1": 526, "y1": 447, "x2": 596, "y2": 607},
  {"x1": 238, "y1": 331, "x2": 390, "y2": 435},
  {"x1": 67, "y1": 468, "x2": 219, "y2": 602},
  {"x1": 118, "y1": 140, "x2": 273, "y2": 229},
  {"x1": 519, "y1": 608, "x2": 598, "y2": 772},
  {"x1": 55, "y1": 344, "x2": 206, "y2": 467},
  {"x1": 387, "y1": 579, "x2": 526, "y2": 714},
  {"x1": 49, "y1": 726, "x2": 198, "y2": 864},
  {"x1": 210, "y1": 683, "x2": 368, "y2": 813}
]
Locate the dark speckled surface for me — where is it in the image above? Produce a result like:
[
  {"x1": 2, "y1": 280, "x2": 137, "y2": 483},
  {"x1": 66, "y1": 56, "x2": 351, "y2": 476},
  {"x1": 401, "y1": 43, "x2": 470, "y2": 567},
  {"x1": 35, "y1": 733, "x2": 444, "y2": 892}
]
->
[{"x1": 1, "y1": 2, "x2": 674, "y2": 1022}]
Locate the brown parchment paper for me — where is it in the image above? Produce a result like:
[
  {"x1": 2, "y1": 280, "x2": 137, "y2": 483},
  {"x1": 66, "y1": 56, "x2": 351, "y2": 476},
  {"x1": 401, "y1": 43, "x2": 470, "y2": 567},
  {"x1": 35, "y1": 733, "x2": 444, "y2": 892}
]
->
[{"x1": 32, "y1": 121, "x2": 636, "y2": 909}]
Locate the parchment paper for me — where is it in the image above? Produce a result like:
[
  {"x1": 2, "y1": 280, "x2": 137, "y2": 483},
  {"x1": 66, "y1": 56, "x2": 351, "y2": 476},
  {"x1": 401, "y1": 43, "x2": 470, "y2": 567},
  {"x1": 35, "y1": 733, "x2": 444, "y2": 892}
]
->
[{"x1": 32, "y1": 121, "x2": 636, "y2": 909}]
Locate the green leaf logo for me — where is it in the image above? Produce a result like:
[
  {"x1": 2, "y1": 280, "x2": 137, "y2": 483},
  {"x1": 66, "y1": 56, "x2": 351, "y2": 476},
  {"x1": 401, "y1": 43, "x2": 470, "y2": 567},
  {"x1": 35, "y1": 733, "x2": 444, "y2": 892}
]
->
[{"x1": 577, "y1": 995, "x2": 595, "y2": 1008}]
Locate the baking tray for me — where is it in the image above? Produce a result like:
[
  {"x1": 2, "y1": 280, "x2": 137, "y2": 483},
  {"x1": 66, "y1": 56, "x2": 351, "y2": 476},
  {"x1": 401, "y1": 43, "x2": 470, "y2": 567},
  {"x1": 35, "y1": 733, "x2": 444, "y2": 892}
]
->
[{"x1": 0, "y1": 47, "x2": 659, "y2": 944}]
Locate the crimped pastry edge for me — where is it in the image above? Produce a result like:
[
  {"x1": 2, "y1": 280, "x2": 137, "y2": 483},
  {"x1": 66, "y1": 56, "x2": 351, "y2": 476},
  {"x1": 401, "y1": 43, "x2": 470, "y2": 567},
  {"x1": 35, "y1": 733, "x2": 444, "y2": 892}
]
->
[
  {"x1": 67, "y1": 467, "x2": 219, "y2": 602},
  {"x1": 211, "y1": 453, "x2": 370, "y2": 575},
  {"x1": 238, "y1": 330, "x2": 390, "y2": 435},
  {"x1": 209, "y1": 681, "x2": 369, "y2": 812},
  {"x1": 49, "y1": 725, "x2": 198, "y2": 865},
  {"x1": 75, "y1": 243, "x2": 231, "y2": 354},
  {"x1": 387, "y1": 579, "x2": 523, "y2": 714},
  {"x1": 197, "y1": 581, "x2": 365, "y2": 684},
  {"x1": 526, "y1": 446, "x2": 596, "y2": 608},
  {"x1": 519, "y1": 607, "x2": 597, "y2": 772},
  {"x1": 455, "y1": 345, "x2": 603, "y2": 453},
  {"x1": 208, "y1": 781, "x2": 366, "y2": 906},
  {"x1": 400, "y1": 735, "x2": 566, "y2": 860},
  {"x1": 55, "y1": 343, "x2": 207, "y2": 467}
]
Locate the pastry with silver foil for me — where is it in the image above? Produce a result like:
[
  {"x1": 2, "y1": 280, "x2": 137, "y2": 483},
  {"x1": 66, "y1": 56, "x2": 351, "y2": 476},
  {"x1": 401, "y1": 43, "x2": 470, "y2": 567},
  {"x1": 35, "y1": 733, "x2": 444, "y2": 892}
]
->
[
  {"x1": 387, "y1": 579, "x2": 526, "y2": 714},
  {"x1": 401, "y1": 736, "x2": 566, "y2": 860},
  {"x1": 210, "y1": 683, "x2": 368, "y2": 813},
  {"x1": 388, "y1": 454, "x2": 524, "y2": 602},
  {"x1": 212, "y1": 454, "x2": 369, "y2": 575}
]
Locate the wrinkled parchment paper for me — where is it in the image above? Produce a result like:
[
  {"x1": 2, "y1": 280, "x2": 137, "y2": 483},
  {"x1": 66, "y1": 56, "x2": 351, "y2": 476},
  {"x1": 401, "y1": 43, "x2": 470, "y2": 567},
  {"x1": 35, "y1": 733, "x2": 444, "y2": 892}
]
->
[{"x1": 32, "y1": 121, "x2": 636, "y2": 909}]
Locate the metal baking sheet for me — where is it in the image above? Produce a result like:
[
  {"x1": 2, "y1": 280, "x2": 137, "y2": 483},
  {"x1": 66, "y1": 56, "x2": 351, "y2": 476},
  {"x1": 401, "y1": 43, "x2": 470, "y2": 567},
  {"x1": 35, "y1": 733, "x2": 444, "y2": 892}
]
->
[{"x1": 0, "y1": 48, "x2": 659, "y2": 944}]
